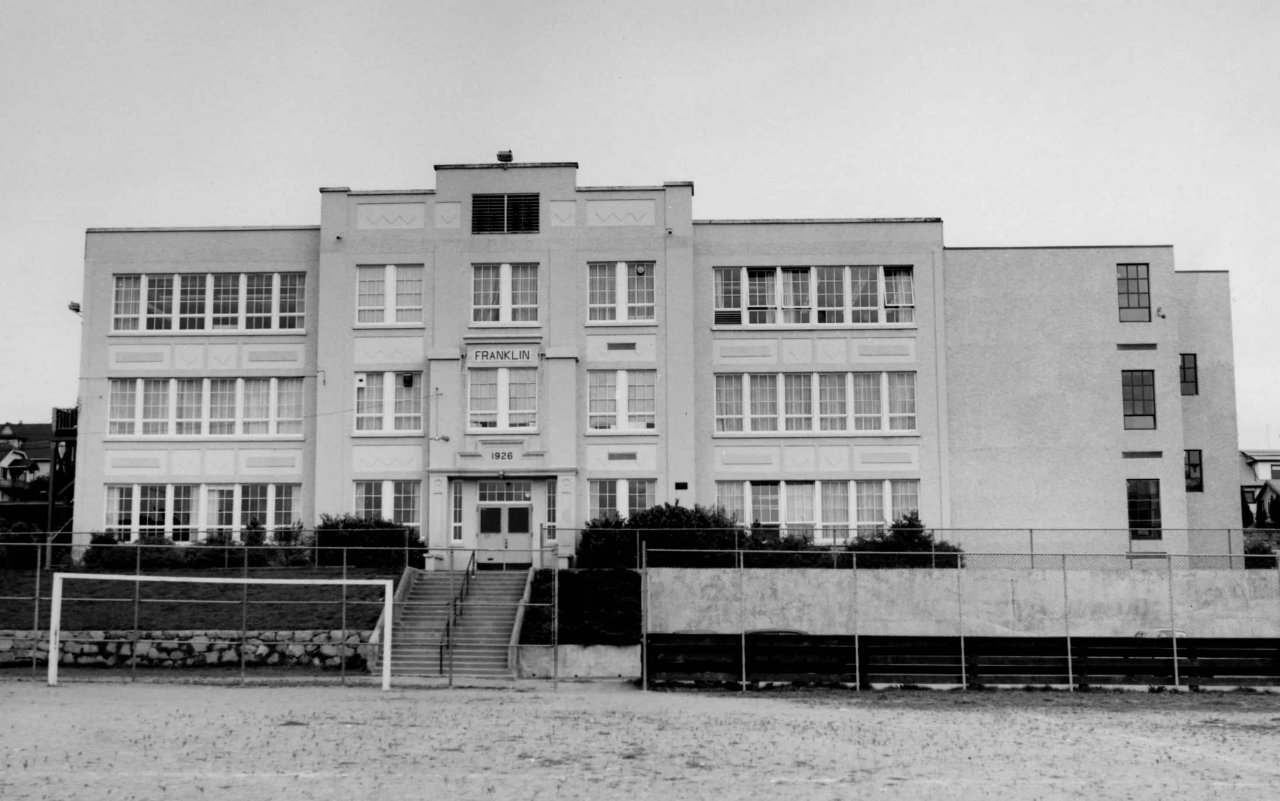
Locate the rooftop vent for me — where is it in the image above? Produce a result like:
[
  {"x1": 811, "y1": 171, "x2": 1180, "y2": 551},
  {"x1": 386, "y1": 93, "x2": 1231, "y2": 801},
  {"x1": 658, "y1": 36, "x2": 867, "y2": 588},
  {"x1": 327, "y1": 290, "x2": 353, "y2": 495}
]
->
[{"x1": 497, "y1": 150, "x2": 513, "y2": 163}]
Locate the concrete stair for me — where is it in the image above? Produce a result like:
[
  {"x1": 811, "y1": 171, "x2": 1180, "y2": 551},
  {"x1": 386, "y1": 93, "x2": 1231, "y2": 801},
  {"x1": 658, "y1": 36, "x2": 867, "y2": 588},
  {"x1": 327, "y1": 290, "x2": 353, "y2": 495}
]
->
[{"x1": 391, "y1": 570, "x2": 528, "y2": 678}]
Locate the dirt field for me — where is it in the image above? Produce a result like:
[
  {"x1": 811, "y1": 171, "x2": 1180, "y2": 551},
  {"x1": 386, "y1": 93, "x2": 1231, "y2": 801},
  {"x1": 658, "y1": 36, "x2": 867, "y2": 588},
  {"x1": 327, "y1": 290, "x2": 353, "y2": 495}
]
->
[{"x1": 4, "y1": 678, "x2": 1280, "y2": 800}]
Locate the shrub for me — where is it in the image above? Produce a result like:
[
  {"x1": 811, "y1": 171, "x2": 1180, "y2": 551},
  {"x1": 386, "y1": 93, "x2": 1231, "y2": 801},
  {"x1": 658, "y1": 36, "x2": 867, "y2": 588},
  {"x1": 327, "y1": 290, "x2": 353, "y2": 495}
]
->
[
  {"x1": 314, "y1": 514, "x2": 424, "y2": 569},
  {"x1": 1244, "y1": 535, "x2": 1277, "y2": 569},
  {"x1": 0, "y1": 524, "x2": 47, "y2": 569},
  {"x1": 845, "y1": 511, "x2": 963, "y2": 568},
  {"x1": 577, "y1": 503, "x2": 744, "y2": 568},
  {"x1": 520, "y1": 569, "x2": 641, "y2": 645}
]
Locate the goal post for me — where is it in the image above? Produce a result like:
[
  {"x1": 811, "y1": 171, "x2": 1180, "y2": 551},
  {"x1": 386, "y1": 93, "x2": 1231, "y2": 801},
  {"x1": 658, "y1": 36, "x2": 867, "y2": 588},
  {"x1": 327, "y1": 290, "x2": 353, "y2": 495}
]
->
[{"x1": 47, "y1": 573, "x2": 394, "y2": 690}]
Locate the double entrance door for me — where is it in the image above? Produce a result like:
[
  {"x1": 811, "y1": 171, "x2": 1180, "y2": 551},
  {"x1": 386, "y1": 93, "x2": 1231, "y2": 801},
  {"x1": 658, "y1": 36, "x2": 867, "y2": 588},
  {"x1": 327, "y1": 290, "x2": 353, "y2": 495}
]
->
[{"x1": 475, "y1": 480, "x2": 534, "y2": 567}]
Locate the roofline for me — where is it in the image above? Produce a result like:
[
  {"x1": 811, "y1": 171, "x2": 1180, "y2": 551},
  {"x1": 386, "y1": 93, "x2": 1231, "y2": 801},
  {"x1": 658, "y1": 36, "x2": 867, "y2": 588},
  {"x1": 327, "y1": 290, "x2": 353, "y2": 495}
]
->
[
  {"x1": 1242, "y1": 450, "x2": 1280, "y2": 462},
  {"x1": 86, "y1": 225, "x2": 320, "y2": 234},
  {"x1": 1175, "y1": 269, "x2": 1229, "y2": 274},
  {"x1": 346, "y1": 189, "x2": 434, "y2": 197},
  {"x1": 434, "y1": 162, "x2": 579, "y2": 170},
  {"x1": 946, "y1": 244, "x2": 1172, "y2": 251},
  {"x1": 579, "y1": 185, "x2": 667, "y2": 193},
  {"x1": 695, "y1": 217, "x2": 942, "y2": 225}
]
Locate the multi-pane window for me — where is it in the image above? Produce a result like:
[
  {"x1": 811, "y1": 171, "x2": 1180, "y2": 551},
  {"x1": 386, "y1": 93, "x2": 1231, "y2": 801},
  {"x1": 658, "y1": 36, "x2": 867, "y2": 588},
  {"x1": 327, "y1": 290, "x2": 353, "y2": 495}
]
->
[
  {"x1": 1127, "y1": 478, "x2": 1162, "y2": 540},
  {"x1": 588, "y1": 370, "x2": 657, "y2": 431},
  {"x1": 715, "y1": 372, "x2": 916, "y2": 433},
  {"x1": 107, "y1": 377, "x2": 304, "y2": 437},
  {"x1": 1180, "y1": 353, "x2": 1198, "y2": 396},
  {"x1": 589, "y1": 478, "x2": 656, "y2": 521},
  {"x1": 1117, "y1": 263, "x2": 1151, "y2": 322},
  {"x1": 588, "y1": 261, "x2": 656, "y2": 322},
  {"x1": 355, "y1": 480, "x2": 422, "y2": 536},
  {"x1": 356, "y1": 264, "x2": 424, "y2": 324},
  {"x1": 716, "y1": 478, "x2": 919, "y2": 542},
  {"x1": 1185, "y1": 450, "x2": 1204, "y2": 493},
  {"x1": 545, "y1": 479, "x2": 558, "y2": 542},
  {"x1": 451, "y1": 481, "x2": 463, "y2": 541},
  {"x1": 112, "y1": 273, "x2": 306, "y2": 332},
  {"x1": 714, "y1": 266, "x2": 914, "y2": 326},
  {"x1": 105, "y1": 483, "x2": 298, "y2": 541},
  {"x1": 472, "y1": 263, "x2": 538, "y2": 323},
  {"x1": 355, "y1": 372, "x2": 422, "y2": 433},
  {"x1": 468, "y1": 368, "x2": 537, "y2": 430},
  {"x1": 1122, "y1": 370, "x2": 1157, "y2": 430},
  {"x1": 472, "y1": 193, "x2": 539, "y2": 234}
]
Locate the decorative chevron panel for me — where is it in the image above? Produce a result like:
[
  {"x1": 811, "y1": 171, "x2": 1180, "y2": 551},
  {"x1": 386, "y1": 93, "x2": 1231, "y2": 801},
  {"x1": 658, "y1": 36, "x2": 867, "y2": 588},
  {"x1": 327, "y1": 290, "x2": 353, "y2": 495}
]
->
[
  {"x1": 357, "y1": 203, "x2": 426, "y2": 230},
  {"x1": 586, "y1": 199, "x2": 655, "y2": 227}
]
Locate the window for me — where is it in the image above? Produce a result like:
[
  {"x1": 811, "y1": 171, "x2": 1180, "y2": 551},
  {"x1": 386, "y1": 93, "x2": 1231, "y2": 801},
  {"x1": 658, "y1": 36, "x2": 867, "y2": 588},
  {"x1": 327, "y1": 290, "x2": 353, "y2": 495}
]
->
[
  {"x1": 451, "y1": 481, "x2": 463, "y2": 541},
  {"x1": 112, "y1": 273, "x2": 306, "y2": 332},
  {"x1": 1127, "y1": 478, "x2": 1162, "y2": 540},
  {"x1": 715, "y1": 372, "x2": 916, "y2": 434},
  {"x1": 716, "y1": 479, "x2": 919, "y2": 541},
  {"x1": 106, "y1": 483, "x2": 298, "y2": 541},
  {"x1": 587, "y1": 261, "x2": 655, "y2": 322},
  {"x1": 356, "y1": 264, "x2": 423, "y2": 324},
  {"x1": 472, "y1": 193, "x2": 539, "y2": 234},
  {"x1": 588, "y1": 370, "x2": 656, "y2": 431},
  {"x1": 589, "y1": 479, "x2": 656, "y2": 520},
  {"x1": 713, "y1": 266, "x2": 914, "y2": 326},
  {"x1": 1180, "y1": 354, "x2": 1198, "y2": 396},
  {"x1": 1122, "y1": 370, "x2": 1157, "y2": 430},
  {"x1": 468, "y1": 368, "x2": 537, "y2": 430},
  {"x1": 1185, "y1": 450, "x2": 1203, "y2": 493},
  {"x1": 472, "y1": 263, "x2": 538, "y2": 323},
  {"x1": 393, "y1": 481, "x2": 422, "y2": 536},
  {"x1": 545, "y1": 479, "x2": 557, "y2": 541},
  {"x1": 355, "y1": 372, "x2": 422, "y2": 433},
  {"x1": 107, "y1": 377, "x2": 305, "y2": 437},
  {"x1": 1117, "y1": 264, "x2": 1151, "y2": 322}
]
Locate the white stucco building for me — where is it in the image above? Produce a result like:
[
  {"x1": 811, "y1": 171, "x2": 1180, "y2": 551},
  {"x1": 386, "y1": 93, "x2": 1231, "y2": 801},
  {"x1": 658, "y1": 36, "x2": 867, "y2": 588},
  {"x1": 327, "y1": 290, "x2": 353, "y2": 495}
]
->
[{"x1": 73, "y1": 156, "x2": 1242, "y2": 562}]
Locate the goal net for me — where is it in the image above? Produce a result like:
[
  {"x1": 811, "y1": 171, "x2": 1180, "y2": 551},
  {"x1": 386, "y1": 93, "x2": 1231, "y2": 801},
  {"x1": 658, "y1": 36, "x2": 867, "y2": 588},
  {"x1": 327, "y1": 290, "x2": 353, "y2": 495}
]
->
[{"x1": 46, "y1": 572, "x2": 394, "y2": 690}]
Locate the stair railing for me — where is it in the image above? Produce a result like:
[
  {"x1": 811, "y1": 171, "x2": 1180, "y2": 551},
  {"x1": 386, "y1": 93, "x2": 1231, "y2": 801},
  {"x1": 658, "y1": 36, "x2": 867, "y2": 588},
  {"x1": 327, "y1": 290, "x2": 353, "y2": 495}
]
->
[{"x1": 438, "y1": 550, "x2": 478, "y2": 675}]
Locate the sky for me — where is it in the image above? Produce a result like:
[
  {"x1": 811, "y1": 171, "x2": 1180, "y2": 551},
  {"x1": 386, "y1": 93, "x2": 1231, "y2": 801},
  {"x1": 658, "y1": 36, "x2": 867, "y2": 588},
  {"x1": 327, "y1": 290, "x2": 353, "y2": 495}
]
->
[{"x1": 1, "y1": 0, "x2": 1277, "y2": 446}]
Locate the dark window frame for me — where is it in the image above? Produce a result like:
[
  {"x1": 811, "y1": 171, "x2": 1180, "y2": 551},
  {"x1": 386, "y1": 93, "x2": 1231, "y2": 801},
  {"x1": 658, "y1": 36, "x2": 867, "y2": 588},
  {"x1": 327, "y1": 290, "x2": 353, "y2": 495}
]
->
[
  {"x1": 1185, "y1": 449, "x2": 1203, "y2": 493},
  {"x1": 1127, "y1": 478, "x2": 1162, "y2": 540},
  {"x1": 1180, "y1": 353, "x2": 1199, "y2": 396},
  {"x1": 471, "y1": 193, "x2": 539, "y2": 234},
  {"x1": 1122, "y1": 369, "x2": 1157, "y2": 430},
  {"x1": 1117, "y1": 263, "x2": 1151, "y2": 323}
]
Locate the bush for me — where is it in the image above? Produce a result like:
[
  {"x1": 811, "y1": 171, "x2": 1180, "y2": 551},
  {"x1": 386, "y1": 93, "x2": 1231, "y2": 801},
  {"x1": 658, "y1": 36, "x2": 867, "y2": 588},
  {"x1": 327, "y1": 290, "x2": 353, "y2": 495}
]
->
[
  {"x1": 1244, "y1": 535, "x2": 1277, "y2": 569},
  {"x1": 577, "y1": 503, "x2": 744, "y2": 568},
  {"x1": 314, "y1": 514, "x2": 424, "y2": 569},
  {"x1": 520, "y1": 569, "x2": 641, "y2": 645},
  {"x1": 0, "y1": 524, "x2": 46, "y2": 569},
  {"x1": 845, "y1": 511, "x2": 963, "y2": 568}
]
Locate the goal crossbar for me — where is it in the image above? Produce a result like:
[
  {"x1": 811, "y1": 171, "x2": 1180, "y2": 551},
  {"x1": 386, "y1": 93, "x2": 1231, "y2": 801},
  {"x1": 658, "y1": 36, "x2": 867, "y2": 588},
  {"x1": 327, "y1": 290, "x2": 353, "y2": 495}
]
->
[{"x1": 47, "y1": 572, "x2": 394, "y2": 690}]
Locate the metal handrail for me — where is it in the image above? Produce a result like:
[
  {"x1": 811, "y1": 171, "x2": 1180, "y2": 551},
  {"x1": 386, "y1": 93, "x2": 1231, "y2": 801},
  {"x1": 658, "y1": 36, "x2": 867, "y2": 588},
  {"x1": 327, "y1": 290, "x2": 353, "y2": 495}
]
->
[{"x1": 438, "y1": 550, "x2": 478, "y2": 674}]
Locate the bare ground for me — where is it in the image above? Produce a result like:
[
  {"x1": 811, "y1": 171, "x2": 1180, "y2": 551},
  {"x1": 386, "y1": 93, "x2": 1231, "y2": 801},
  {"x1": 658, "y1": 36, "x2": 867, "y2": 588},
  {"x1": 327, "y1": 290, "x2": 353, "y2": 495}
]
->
[{"x1": 3, "y1": 678, "x2": 1280, "y2": 800}]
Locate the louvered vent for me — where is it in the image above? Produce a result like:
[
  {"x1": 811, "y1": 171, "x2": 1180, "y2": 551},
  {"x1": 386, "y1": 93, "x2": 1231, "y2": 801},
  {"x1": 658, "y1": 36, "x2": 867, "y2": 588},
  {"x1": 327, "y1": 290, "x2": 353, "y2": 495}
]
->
[
  {"x1": 714, "y1": 309, "x2": 742, "y2": 325},
  {"x1": 472, "y1": 193, "x2": 539, "y2": 234}
]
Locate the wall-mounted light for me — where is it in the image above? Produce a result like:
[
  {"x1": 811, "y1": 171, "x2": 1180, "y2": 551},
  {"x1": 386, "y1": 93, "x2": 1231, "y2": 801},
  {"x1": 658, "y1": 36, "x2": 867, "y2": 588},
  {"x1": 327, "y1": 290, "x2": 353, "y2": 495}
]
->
[{"x1": 67, "y1": 301, "x2": 82, "y2": 315}]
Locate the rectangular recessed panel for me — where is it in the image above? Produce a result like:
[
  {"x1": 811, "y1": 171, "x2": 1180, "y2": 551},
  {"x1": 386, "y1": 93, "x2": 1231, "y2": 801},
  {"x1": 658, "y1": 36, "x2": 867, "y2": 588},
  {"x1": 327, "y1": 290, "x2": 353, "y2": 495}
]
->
[
  {"x1": 606, "y1": 342, "x2": 637, "y2": 351},
  {"x1": 1117, "y1": 343, "x2": 1158, "y2": 351},
  {"x1": 607, "y1": 452, "x2": 638, "y2": 461},
  {"x1": 1122, "y1": 451, "x2": 1164, "y2": 459}
]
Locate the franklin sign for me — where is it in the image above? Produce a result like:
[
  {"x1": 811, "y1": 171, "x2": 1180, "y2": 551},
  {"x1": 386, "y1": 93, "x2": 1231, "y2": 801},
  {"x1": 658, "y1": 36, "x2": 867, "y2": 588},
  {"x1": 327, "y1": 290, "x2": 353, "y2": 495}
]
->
[{"x1": 467, "y1": 345, "x2": 538, "y2": 365}]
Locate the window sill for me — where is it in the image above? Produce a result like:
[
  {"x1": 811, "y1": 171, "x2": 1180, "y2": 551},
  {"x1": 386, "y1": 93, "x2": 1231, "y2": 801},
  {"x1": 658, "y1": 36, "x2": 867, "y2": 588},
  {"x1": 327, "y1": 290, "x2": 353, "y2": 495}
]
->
[
  {"x1": 352, "y1": 431, "x2": 425, "y2": 438},
  {"x1": 712, "y1": 431, "x2": 919, "y2": 438},
  {"x1": 109, "y1": 329, "x2": 308, "y2": 336},
  {"x1": 585, "y1": 429, "x2": 660, "y2": 437},
  {"x1": 710, "y1": 323, "x2": 917, "y2": 332},
  {"x1": 585, "y1": 320, "x2": 659, "y2": 328},
  {"x1": 465, "y1": 428, "x2": 539, "y2": 436},
  {"x1": 104, "y1": 435, "x2": 306, "y2": 442},
  {"x1": 354, "y1": 323, "x2": 425, "y2": 330},
  {"x1": 468, "y1": 322, "x2": 543, "y2": 329}
]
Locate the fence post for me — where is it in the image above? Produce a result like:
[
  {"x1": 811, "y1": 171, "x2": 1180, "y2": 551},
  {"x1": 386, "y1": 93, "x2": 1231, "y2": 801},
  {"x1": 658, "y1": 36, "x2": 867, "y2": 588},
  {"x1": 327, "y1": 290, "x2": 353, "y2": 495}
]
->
[
  {"x1": 738, "y1": 544, "x2": 746, "y2": 692},
  {"x1": 1062, "y1": 554, "x2": 1073, "y2": 691},
  {"x1": 31, "y1": 543, "x2": 42, "y2": 677},
  {"x1": 641, "y1": 542, "x2": 648, "y2": 692},
  {"x1": 1029, "y1": 529, "x2": 1035, "y2": 570},
  {"x1": 1167, "y1": 555, "x2": 1180, "y2": 689},
  {"x1": 956, "y1": 562, "x2": 966, "y2": 689},
  {"x1": 240, "y1": 545, "x2": 249, "y2": 685},
  {"x1": 552, "y1": 548, "x2": 559, "y2": 691},
  {"x1": 341, "y1": 546, "x2": 348, "y2": 686},
  {"x1": 133, "y1": 545, "x2": 142, "y2": 683},
  {"x1": 852, "y1": 551, "x2": 860, "y2": 692}
]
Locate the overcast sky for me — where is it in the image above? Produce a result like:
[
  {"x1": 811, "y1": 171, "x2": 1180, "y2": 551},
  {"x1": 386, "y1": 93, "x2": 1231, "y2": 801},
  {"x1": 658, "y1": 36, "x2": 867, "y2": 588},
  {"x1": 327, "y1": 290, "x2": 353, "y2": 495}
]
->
[{"x1": 2, "y1": 0, "x2": 1277, "y2": 447}]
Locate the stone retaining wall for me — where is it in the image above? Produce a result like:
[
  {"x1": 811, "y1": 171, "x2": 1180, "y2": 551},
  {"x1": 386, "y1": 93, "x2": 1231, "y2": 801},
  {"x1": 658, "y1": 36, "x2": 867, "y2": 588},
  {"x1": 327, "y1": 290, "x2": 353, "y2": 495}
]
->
[{"x1": 0, "y1": 629, "x2": 373, "y2": 670}]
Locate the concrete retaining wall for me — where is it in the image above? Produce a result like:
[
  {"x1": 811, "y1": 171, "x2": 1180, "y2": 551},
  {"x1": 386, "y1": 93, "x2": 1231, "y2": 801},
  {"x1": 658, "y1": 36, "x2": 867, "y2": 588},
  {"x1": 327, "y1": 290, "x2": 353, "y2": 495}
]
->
[
  {"x1": 517, "y1": 645, "x2": 640, "y2": 679},
  {"x1": 648, "y1": 568, "x2": 1280, "y2": 637}
]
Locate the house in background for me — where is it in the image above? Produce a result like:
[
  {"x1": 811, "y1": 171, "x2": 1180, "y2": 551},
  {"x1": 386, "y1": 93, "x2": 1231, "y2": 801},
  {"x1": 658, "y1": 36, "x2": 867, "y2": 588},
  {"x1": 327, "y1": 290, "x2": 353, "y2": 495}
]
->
[
  {"x1": 0, "y1": 422, "x2": 51, "y2": 502},
  {"x1": 1241, "y1": 449, "x2": 1280, "y2": 528},
  {"x1": 71, "y1": 154, "x2": 1242, "y2": 561}
]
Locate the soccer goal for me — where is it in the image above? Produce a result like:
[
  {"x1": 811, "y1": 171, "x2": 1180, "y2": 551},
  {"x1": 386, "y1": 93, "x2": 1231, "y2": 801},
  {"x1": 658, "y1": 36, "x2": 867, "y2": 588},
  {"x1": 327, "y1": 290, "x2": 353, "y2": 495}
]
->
[{"x1": 47, "y1": 573, "x2": 394, "y2": 690}]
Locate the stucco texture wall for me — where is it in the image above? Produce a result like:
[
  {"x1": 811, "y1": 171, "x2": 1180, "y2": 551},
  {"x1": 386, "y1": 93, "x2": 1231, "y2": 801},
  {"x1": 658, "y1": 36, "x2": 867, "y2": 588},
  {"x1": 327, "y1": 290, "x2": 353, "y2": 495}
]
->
[{"x1": 648, "y1": 568, "x2": 1280, "y2": 638}]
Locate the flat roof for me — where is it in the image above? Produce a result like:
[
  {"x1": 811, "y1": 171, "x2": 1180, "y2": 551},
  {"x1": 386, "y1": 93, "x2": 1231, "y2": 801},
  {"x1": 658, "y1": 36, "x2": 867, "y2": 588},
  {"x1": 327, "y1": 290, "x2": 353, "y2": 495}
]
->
[
  {"x1": 434, "y1": 162, "x2": 579, "y2": 170},
  {"x1": 695, "y1": 217, "x2": 942, "y2": 225},
  {"x1": 86, "y1": 225, "x2": 320, "y2": 233},
  {"x1": 946, "y1": 244, "x2": 1172, "y2": 251}
]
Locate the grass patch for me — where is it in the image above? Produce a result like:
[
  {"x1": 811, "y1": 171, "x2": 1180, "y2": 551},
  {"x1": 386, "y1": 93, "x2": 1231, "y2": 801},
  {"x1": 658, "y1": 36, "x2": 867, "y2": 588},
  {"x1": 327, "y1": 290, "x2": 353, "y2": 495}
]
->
[{"x1": 0, "y1": 568, "x2": 400, "y2": 631}]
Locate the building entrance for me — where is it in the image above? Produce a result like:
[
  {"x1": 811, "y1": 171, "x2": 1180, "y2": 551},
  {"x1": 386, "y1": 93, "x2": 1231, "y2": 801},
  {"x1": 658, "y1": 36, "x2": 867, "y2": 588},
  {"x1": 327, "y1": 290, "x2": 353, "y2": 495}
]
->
[{"x1": 475, "y1": 480, "x2": 534, "y2": 567}]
